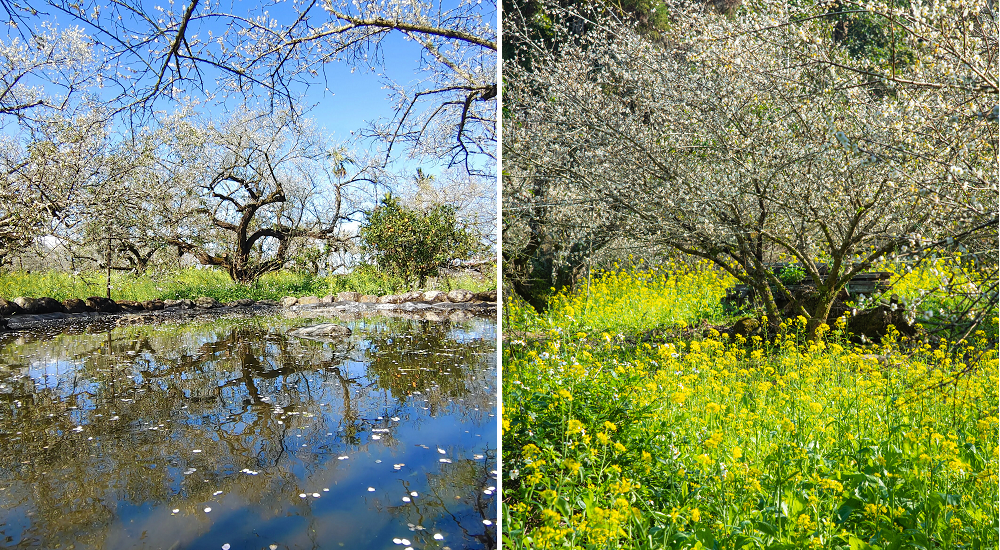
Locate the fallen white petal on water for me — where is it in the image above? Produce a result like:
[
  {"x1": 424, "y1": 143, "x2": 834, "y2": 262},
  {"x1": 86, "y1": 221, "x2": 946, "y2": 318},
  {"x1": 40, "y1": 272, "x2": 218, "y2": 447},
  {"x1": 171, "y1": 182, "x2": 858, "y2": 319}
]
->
[
  {"x1": 372, "y1": 435, "x2": 381, "y2": 440},
  {"x1": 337, "y1": 455, "x2": 349, "y2": 460},
  {"x1": 323, "y1": 488, "x2": 329, "y2": 492},
  {"x1": 405, "y1": 547, "x2": 413, "y2": 550},
  {"x1": 473, "y1": 454, "x2": 484, "y2": 459},
  {"x1": 439, "y1": 458, "x2": 452, "y2": 463},
  {"x1": 72, "y1": 426, "x2": 83, "y2": 432},
  {"x1": 172, "y1": 508, "x2": 180, "y2": 514},
  {"x1": 483, "y1": 520, "x2": 493, "y2": 525},
  {"x1": 192, "y1": 449, "x2": 202, "y2": 453},
  {"x1": 375, "y1": 459, "x2": 382, "y2": 463},
  {"x1": 392, "y1": 539, "x2": 402, "y2": 545},
  {"x1": 213, "y1": 490, "x2": 223, "y2": 496},
  {"x1": 484, "y1": 489, "x2": 493, "y2": 495},
  {"x1": 410, "y1": 491, "x2": 418, "y2": 496},
  {"x1": 222, "y1": 545, "x2": 230, "y2": 550},
  {"x1": 400, "y1": 539, "x2": 411, "y2": 545},
  {"x1": 402, "y1": 497, "x2": 411, "y2": 502},
  {"x1": 312, "y1": 493, "x2": 320, "y2": 497},
  {"x1": 368, "y1": 487, "x2": 375, "y2": 492},
  {"x1": 437, "y1": 448, "x2": 446, "y2": 454},
  {"x1": 299, "y1": 493, "x2": 307, "y2": 498},
  {"x1": 204, "y1": 507, "x2": 212, "y2": 513},
  {"x1": 270, "y1": 545, "x2": 278, "y2": 550},
  {"x1": 390, "y1": 417, "x2": 400, "y2": 421},
  {"x1": 434, "y1": 533, "x2": 444, "y2": 540}
]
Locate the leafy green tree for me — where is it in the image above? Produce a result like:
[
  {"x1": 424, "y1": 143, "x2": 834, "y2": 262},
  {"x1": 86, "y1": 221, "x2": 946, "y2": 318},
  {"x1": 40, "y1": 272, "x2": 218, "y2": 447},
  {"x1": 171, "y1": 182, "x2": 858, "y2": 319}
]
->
[{"x1": 360, "y1": 196, "x2": 479, "y2": 287}]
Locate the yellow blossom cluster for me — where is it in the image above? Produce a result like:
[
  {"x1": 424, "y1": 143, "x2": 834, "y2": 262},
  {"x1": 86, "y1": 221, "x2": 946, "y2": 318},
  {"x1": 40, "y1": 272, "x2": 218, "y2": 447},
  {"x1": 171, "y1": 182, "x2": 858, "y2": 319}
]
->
[{"x1": 503, "y1": 261, "x2": 998, "y2": 549}]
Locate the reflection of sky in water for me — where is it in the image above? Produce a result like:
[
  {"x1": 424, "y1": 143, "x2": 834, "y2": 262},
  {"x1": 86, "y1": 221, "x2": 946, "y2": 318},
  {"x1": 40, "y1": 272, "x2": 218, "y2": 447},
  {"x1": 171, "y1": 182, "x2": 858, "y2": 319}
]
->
[{"x1": 0, "y1": 315, "x2": 497, "y2": 549}]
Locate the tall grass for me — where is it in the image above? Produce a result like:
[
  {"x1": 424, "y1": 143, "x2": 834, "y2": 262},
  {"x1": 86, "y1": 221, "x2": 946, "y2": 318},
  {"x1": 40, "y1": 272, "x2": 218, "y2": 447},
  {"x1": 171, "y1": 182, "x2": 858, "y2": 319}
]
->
[{"x1": 0, "y1": 265, "x2": 495, "y2": 303}]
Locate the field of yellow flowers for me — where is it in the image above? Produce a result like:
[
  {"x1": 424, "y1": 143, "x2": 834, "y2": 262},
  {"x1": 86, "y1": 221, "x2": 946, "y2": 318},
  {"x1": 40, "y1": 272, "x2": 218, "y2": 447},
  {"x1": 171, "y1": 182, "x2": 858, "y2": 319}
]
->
[{"x1": 502, "y1": 262, "x2": 998, "y2": 549}]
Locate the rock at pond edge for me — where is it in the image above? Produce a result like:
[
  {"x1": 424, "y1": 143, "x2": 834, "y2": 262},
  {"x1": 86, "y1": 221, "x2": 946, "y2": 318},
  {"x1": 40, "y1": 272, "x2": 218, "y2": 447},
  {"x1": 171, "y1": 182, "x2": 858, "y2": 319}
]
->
[
  {"x1": 117, "y1": 300, "x2": 145, "y2": 311},
  {"x1": 337, "y1": 291, "x2": 361, "y2": 302},
  {"x1": 422, "y1": 290, "x2": 447, "y2": 303},
  {"x1": 473, "y1": 289, "x2": 497, "y2": 302},
  {"x1": 195, "y1": 297, "x2": 221, "y2": 309},
  {"x1": 63, "y1": 298, "x2": 92, "y2": 313},
  {"x1": 287, "y1": 324, "x2": 352, "y2": 339},
  {"x1": 86, "y1": 296, "x2": 121, "y2": 313},
  {"x1": 0, "y1": 298, "x2": 24, "y2": 316},
  {"x1": 446, "y1": 289, "x2": 473, "y2": 303}
]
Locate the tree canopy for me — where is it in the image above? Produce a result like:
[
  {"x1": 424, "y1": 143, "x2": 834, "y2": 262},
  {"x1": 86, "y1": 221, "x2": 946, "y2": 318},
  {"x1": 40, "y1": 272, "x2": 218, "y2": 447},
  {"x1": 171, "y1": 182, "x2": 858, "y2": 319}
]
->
[
  {"x1": 503, "y1": 0, "x2": 997, "y2": 336},
  {"x1": 360, "y1": 194, "x2": 481, "y2": 286}
]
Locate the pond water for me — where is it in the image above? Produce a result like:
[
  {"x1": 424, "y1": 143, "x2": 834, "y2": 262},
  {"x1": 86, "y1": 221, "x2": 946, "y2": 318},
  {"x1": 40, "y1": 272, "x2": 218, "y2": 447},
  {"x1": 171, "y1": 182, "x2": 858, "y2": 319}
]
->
[{"x1": 0, "y1": 314, "x2": 497, "y2": 550}]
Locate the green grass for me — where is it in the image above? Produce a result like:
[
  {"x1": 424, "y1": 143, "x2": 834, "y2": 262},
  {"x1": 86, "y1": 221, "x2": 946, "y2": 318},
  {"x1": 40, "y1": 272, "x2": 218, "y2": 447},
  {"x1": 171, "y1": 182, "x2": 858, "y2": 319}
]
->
[
  {"x1": 0, "y1": 265, "x2": 495, "y2": 303},
  {"x1": 502, "y1": 262, "x2": 998, "y2": 550}
]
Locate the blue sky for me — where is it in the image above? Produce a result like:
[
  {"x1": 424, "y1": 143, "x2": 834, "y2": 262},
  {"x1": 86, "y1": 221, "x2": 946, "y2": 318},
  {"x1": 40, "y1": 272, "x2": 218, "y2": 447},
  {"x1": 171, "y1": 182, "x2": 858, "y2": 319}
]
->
[{"x1": 2, "y1": 1, "x2": 496, "y2": 181}]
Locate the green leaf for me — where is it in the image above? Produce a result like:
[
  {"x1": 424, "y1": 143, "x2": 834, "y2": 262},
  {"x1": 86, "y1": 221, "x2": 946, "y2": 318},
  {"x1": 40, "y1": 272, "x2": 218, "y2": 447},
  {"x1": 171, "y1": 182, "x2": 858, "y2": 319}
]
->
[{"x1": 836, "y1": 499, "x2": 863, "y2": 524}]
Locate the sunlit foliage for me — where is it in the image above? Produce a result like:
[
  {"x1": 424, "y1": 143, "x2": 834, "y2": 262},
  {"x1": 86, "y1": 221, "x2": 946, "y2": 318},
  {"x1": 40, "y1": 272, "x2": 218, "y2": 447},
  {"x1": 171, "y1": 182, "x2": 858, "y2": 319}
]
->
[{"x1": 502, "y1": 265, "x2": 999, "y2": 549}]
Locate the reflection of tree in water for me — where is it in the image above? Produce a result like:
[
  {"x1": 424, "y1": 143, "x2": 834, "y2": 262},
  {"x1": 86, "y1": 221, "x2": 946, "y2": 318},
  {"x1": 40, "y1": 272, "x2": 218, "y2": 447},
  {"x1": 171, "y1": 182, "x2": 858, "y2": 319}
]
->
[
  {"x1": 0, "y1": 319, "x2": 346, "y2": 546},
  {"x1": 362, "y1": 318, "x2": 496, "y2": 422},
  {"x1": 0, "y1": 315, "x2": 495, "y2": 548},
  {"x1": 389, "y1": 449, "x2": 498, "y2": 550}
]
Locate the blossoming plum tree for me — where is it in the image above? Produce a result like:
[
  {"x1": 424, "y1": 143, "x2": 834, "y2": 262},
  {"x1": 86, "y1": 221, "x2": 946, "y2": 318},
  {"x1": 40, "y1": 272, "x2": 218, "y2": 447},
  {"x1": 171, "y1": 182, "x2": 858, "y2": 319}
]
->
[
  {"x1": 157, "y1": 109, "x2": 381, "y2": 284},
  {"x1": 13, "y1": 0, "x2": 496, "y2": 174},
  {"x1": 504, "y1": 0, "x2": 997, "y2": 336}
]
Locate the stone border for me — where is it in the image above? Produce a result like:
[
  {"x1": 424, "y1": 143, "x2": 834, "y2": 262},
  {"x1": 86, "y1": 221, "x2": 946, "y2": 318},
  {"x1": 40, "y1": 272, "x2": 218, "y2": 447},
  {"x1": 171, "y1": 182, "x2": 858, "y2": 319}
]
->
[
  {"x1": 284, "y1": 299, "x2": 496, "y2": 323},
  {"x1": 1, "y1": 301, "x2": 281, "y2": 332},
  {"x1": 0, "y1": 290, "x2": 497, "y2": 332},
  {"x1": 278, "y1": 288, "x2": 496, "y2": 308}
]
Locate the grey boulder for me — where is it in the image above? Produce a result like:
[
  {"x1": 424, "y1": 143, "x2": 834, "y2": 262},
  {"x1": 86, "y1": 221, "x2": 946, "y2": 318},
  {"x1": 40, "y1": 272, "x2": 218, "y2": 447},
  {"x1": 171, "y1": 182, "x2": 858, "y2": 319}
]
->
[
  {"x1": 195, "y1": 297, "x2": 221, "y2": 309},
  {"x1": 337, "y1": 291, "x2": 361, "y2": 302},
  {"x1": 63, "y1": 298, "x2": 92, "y2": 313},
  {"x1": 422, "y1": 290, "x2": 447, "y2": 303},
  {"x1": 287, "y1": 324, "x2": 352, "y2": 339},
  {"x1": 86, "y1": 296, "x2": 121, "y2": 313},
  {"x1": 0, "y1": 298, "x2": 23, "y2": 316},
  {"x1": 446, "y1": 289, "x2": 474, "y2": 303},
  {"x1": 400, "y1": 291, "x2": 425, "y2": 302}
]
